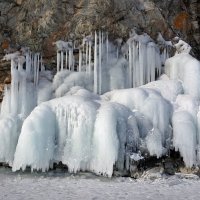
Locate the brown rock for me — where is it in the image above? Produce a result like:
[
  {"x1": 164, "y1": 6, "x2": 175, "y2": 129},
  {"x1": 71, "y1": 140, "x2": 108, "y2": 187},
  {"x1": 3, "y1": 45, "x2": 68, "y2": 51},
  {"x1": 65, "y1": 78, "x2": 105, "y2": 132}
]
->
[
  {"x1": 15, "y1": 0, "x2": 23, "y2": 5},
  {"x1": 4, "y1": 75, "x2": 11, "y2": 84}
]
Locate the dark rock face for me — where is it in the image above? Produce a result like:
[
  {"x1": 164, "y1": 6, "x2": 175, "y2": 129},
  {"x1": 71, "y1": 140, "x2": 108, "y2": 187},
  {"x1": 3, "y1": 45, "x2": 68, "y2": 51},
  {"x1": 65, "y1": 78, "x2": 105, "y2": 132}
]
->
[{"x1": 0, "y1": 0, "x2": 199, "y2": 92}]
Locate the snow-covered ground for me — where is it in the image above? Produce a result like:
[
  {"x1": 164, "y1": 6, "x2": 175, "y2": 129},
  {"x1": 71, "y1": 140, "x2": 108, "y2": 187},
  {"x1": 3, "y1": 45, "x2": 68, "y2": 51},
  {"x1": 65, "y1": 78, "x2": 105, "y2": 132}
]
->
[{"x1": 0, "y1": 168, "x2": 200, "y2": 200}]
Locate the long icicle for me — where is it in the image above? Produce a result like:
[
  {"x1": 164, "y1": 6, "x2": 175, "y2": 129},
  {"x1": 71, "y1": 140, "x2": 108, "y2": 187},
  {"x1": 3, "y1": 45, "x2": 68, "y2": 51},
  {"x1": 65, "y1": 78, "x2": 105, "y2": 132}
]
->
[
  {"x1": 99, "y1": 31, "x2": 102, "y2": 95},
  {"x1": 69, "y1": 50, "x2": 71, "y2": 71},
  {"x1": 94, "y1": 31, "x2": 98, "y2": 94},
  {"x1": 132, "y1": 41, "x2": 136, "y2": 88},
  {"x1": 86, "y1": 41, "x2": 88, "y2": 73},
  {"x1": 106, "y1": 32, "x2": 109, "y2": 63},
  {"x1": 61, "y1": 51, "x2": 64, "y2": 71},
  {"x1": 79, "y1": 49, "x2": 82, "y2": 72},
  {"x1": 88, "y1": 41, "x2": 92, "y2": 76},
  {"x1": 129, "y1": 42, "x2": 133, "y2": 88},
  {"x1": 57, "y1": 51, "x2": 60, "y2": 72}
]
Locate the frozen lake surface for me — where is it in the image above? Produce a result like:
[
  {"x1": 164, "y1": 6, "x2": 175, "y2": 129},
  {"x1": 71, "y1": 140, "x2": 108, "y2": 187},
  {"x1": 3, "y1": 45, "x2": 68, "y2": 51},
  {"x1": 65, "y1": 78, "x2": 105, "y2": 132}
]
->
[{"x1": 0, "y1": 167, "x2": 200, "y2": 200}]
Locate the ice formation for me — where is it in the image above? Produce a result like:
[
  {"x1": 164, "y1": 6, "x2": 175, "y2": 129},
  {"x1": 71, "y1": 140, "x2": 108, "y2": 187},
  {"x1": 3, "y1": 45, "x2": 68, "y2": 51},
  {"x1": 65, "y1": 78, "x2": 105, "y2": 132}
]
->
[
  {"x1": 12, "y1": 94, "x2": 139, "y2": 177},
  {"x1": 173, "y1": 95, "x2": 198, "y2": 167},
  {"x1": 54, "y1": 31, "x2": 169, "y2": 94},
  {"x1": 0, "y1": 50, "x2": 52, "y2": 166},
  {"x1": 1, "y1": 32, "x2": 200, "y2": 177},
  {"x1": 165, "y1": 39, "x2": 200, "y2": 100}
]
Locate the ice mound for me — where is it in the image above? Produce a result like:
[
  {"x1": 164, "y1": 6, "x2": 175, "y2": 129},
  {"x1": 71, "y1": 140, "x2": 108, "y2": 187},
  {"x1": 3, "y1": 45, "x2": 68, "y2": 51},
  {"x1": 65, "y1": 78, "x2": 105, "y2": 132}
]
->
[
  {"x1": 141, "y1": 79, "x2": 183, "y2": 102},
  {"x1": 13, "y1": 94, "x2": 139, "y2": 177},
  {"x1": 12, "y1": 104, "x2": 56, "y2": 172},
  {"x1": 102, "y1": 87, "x2": 173, "y2": 158},
  {"x1": 54, "y1": 71, "x2": 93, "y2": 98}
]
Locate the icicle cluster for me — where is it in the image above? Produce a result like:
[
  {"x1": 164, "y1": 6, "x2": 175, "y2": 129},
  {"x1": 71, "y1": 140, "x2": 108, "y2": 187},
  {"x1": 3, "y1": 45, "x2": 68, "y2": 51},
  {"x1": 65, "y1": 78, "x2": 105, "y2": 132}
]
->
[
  {"x1": 54, "y1": 41, "x2": 74, "y2": 72},
  {"x1": 54, "y1": 31, "x2": 171, "y2": 94},
  {"x1": 1, "y1": 51, "x2": 44, "y2": 117},
  {"x1": 127, "y1": 33, "x2": 160, "y2": 87}
]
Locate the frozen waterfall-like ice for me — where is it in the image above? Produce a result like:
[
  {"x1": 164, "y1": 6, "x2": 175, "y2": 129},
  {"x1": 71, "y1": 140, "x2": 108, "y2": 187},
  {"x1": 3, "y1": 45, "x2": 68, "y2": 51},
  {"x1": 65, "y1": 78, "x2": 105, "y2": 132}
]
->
[{"x1": 1, "y1": 34, "x2": 200, "y2": 176}]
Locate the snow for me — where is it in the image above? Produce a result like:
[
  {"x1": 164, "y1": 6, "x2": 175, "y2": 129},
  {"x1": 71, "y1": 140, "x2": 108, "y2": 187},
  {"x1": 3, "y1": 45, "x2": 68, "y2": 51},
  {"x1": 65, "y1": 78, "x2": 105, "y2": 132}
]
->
[{"x1": 1, "y1": 169, "x2": 200, "y2": 200}]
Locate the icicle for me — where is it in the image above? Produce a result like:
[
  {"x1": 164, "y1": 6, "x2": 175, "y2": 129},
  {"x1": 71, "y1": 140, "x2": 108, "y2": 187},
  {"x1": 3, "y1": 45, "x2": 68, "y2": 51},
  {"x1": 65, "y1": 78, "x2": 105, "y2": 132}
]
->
[
  {"x1": 10, "y1": 59, "x2": 19, "y2": 115},
  {"x1": 88, "y1": 41, "x2": 92, "y2": 76},
  {"x1": 72, "y1": 48, "x2": 75, "y2": 71},
  {"x1": 135, "y1": 42, "x2": 140, "y2": 87},
  {"x1": 69, "y1": 50, "x2": 72, "y2": 71},
  {"x1": 99, "y1": 31, "x2": 102, "y2": 95},
  {"x1": 138, "y1": 42, "x2": 147, "y2": 86},
  {"x1": 65, "y1": 50, "x2": 68, "y2": 69},
  {"x1": 128, "y1": 43, "x2": 133, "y2": 88},
  {"x1": 156, "y1": 48, "x2": 162, "y2": 77},
  {"x1": 94, "y1": 31, "x2": 98, "y2": 94},
  {"x1": 86, "y1": 42, "x2": 88, "y2": 73},
  {"x1": 132, "y1": 41, "x2": 137, "y2": 88},
  {"x1": 79, "y1": 49, "x2": 82, "y2": 72},
  {"x1": 31, "y1": 53, "x2": 34, "y2": 72},
  {"x1": 20, "y1": 69, "x2": 27, "y2": 116},
  {"x1": 61, "y1": 51, "x2": 64, "y2": 71},
  {"x1": 147, "y1": 42, "x2": 156, "y2": 82},
  {"x1": 106, "y1": 33, "x2": 109, "y2": 63},
  {"x1": 33, "y1": 54, "x2": 37, "y2": 86},
  {"x1": 40, "y1": 55, "x2": 45, "y2": 72},
  {"x1": 146, "y1": 44, "x2": 151, "y2": 83},
  {"x1": 36, "y1": 54, "x2": 40, "y2": 86},
  {"x1": 18, "y1": 59, "x2": 23, "y2": 71},
  {"x1": 25, "y1": 53, "x2": 29, "y2": 73},
  {"x1": 57, "y1": 51, "x2": 60, "y2": 72}
]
